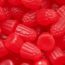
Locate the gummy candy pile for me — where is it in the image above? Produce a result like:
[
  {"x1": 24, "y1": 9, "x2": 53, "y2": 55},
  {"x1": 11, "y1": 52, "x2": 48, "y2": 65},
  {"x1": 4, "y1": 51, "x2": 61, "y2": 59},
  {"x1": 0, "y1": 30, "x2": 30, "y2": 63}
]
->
[{"x1": 0, "y1": 0, "x2": 65, "y2": 65}]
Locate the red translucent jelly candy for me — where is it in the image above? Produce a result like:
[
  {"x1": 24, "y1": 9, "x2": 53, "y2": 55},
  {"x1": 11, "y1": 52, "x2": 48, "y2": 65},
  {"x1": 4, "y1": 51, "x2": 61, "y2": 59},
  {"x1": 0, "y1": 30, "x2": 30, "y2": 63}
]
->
[
  {"x1": 5, "y1": 33, "x2": 23, "y2": 54},
  {"x1": 21, "y1": 0, "x2": 43, "y2": 11},
  {"x1": 20, "y1": 42, "x2": 42, "y2": 61},
  {"x1": 10, "y1": 7, "x2": 24, "y2": 20},
  {"x1": 37, "y1": 33, "x2": 55, "y2": 51},
  {"x1": 36, "y1": 9, "x2": 60, "y2": 26},
  {"x1": 0, "y1": 40, "x2": 8, "y2": 58},
  {"x1": 7, "y1": 0, "x2": 21, "y2": 6},
  {"x1": 46, "y1": 47, "x2": 65, "y2": 65},
  {"x1": 15, "y1": 24, "x2": 37, "y2": 41},
  {"x1": 0, "y1": 59, "x2": 14, "y2": 65},
  {"x1": 2, "y1": 19, "x2": 18, "y2": 35},
  {"x1": 50, "y1": 16, "x2": 65, "y2": 38},
  {"x1": 22, "y1": 12, "x2": 37, "y2": 27},
  {"x1": 34, "y1": 59, "x2": 50, "y2": 65}
]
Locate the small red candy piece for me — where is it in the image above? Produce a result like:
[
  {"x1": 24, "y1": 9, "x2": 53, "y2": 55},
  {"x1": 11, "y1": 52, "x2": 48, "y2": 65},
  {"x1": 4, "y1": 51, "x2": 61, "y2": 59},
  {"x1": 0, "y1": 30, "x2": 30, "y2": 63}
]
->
[
  {"x1": 34, "y1": 59, "x2": 50, "y2": 65},
  {"x1": 21, "y1": 0, "x2": 43, "y2": 10},
  {"x1": 46, "y1": 47, "x2": 65, "y2": 65},
  {"x1": 50, "y1": 16, "x2": 65, "y2": 38},
  {"x1": 5, "y1": 33, "x2": 23, "y2": 54},
  {"x1": 20, "y1": 42, "x2": 42, "y2": 61},
  {"x1": 37, "y1": 33, "x2": 55, "y2": 51},
  {"x1": 15, "y1": 24, "x2": 37, "y2": 41},
  {"x1": 22, "y1": 12, "x2": 36, "y2": 27},
  {"x1": 0, "y1": 39, "x2": 8, "y2": 58},
  {"x1": 10, "y1": 7, "x2": 24, "y2": 20},
  {"x1": 36, "y1": 9, "x2": 60, "y2": 26},
  {"x1": 0, "y1": 59, "x2": 14, "y2": 65},
  {"x1": 2, "y1": 19, "x2": 18, "y2": 35}
]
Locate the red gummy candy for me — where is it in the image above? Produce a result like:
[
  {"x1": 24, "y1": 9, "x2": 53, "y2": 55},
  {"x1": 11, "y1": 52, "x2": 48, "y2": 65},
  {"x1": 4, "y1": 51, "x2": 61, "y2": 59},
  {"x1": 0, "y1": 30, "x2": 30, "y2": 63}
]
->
[
  {"x1": 15, "y1": 24, "x2": 37, "y2": 41},
  {"x1": 37, "y1": 33, "x2": 55, "y2": 51},
  {"x1": 46, "y1": 47, "x2": 65, "y2": 65},
  {"x1": 20, "y1": 42, "x2": 42, "y2": 61},
  {"x1": 22, "y1": 12, "x2": 36, "y2": 27},
  {"x1": 2, "y1": 19, "x2": 18, "y2": 35},
  {"x1": 5, "y1": 33, "x2": 23, "y2": 54},
  {"x1": 36, "y1": 9, "x2": 60, "y2": 26},
  {"x1": 50, "y1": 16, "x2": 65, "y2": 38}
]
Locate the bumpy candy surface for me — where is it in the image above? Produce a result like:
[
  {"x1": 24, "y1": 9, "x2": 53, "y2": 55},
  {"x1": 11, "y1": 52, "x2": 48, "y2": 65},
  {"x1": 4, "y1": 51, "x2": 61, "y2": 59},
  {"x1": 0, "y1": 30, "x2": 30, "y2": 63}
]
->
[{"x1": 0, "y1": 0, "x2": 65, "y2": 65}]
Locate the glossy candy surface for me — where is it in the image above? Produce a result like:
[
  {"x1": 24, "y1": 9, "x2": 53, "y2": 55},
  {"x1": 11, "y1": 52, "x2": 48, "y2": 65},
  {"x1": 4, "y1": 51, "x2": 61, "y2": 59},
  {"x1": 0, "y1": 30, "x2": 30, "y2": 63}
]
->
[{"x1": 0, "y1": 0, "x2": 65, "y2": 65}]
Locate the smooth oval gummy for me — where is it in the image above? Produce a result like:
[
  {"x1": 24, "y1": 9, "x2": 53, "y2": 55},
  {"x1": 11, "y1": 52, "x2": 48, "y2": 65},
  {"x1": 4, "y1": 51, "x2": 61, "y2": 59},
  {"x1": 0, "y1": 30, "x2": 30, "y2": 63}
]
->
[{"x1": 37, "y1": 33, "x2": 55, "y2": 51}]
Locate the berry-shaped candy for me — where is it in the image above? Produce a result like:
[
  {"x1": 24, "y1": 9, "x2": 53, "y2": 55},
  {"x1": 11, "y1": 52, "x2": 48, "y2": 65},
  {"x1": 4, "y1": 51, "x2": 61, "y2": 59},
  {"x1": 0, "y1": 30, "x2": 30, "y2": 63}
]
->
[
  {"x1": 10, "y1": 7, "x2": 24, "y2": 20},
  {"x1": 7, "y1": 0, "x2": 21, "y2": 6},
  {"x1": 36, "y1": 9, "x2": 60, "y2": 26},
  {"x1": 37, "y1": 33, "x2": 55, "y2": 51},
  {"x1": 20, "y1": 42, "x2": 42, "y2": 61},
  {"x1": 5, "y1": 33, "x2": 23, "y2": 54},
  {"x1": 46, "y1": 47, "x2": 65, "y2": 65},
  {"x1": 0, "y1": 59, "x2": 14, "y2": 65},
  {"x1": 15, "y1": 24, "x2": 37, "y2": 42},
  {"x1": 2, "y1": 19, "x2": 18, "y2": 35},
  {"x1": 34, "y1": 59, "x2": 50, "y2": 65},
  {"x1": 50, "y1": 16, "x2": 65, "y2": 38},
  {"x1": 21, "y1": 0, "x2": 43, "y2": 11},
  {"x1": 0, "y1": 40, "x2": 8, "y2": 58},
  {"x1": 22, "y1": 12, "x2": 36, "y2": 27}
]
